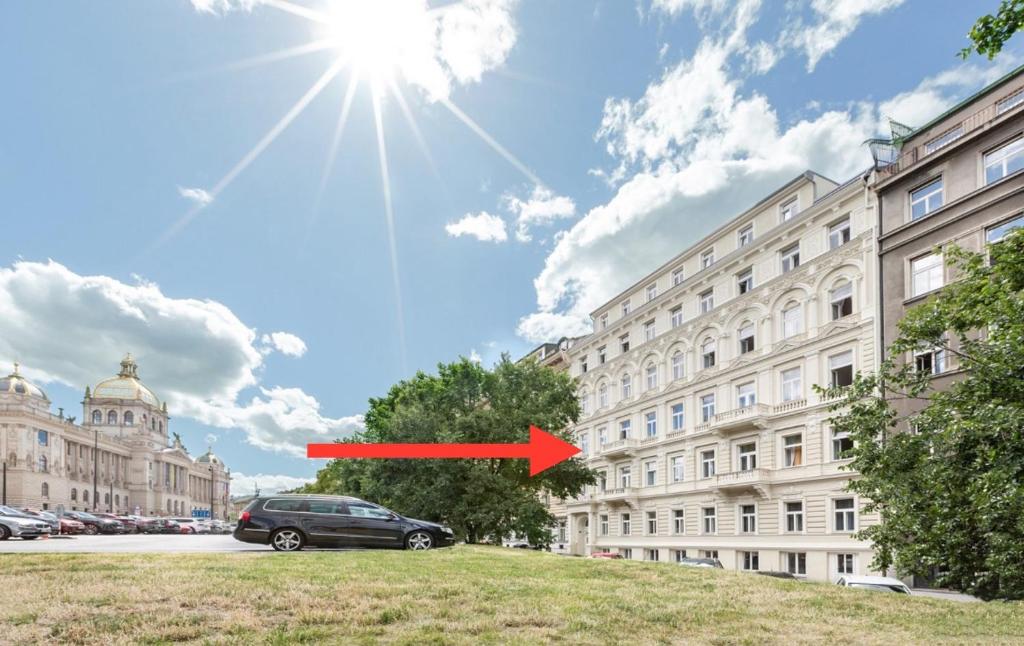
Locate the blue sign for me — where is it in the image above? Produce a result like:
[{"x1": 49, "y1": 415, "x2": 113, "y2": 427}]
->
[{"x1": 191, "y1": 509, "x2": 210, "y2": 518}]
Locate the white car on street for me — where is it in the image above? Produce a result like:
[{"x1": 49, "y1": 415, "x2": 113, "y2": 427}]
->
[
  {"x1": 0, "y1": 514, "x2": 52, "y2": 540},
  {"x1": 835, "y1": 575, "x2": 912, "y2": 594}
]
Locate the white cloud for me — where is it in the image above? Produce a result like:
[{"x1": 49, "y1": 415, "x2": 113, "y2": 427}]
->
[
  {"x1": 437, "y1": 0, "x2": 518, "y2": 87},
  {"x1": 788, "y1": 0, "x2": 905, "y2": 71},
  {"x1": 445, "y1": 211, "x2": 509, "y2": 242},
  {"x1": 260, "y1": 331, "x2": 307, "y2": 358},
  {"x1": 190, "y1": 0, "x2": 258, "y2": 16},
  {"x1": 503, "y1": 186, "x2": 577, "y2": 242},
  {"x1": 178, "y1": 186, "x2": 213, "y2": 206},
  {"x1": 0, "y1": 260, "x2": 362, "y2": 457},
  {"x1": 231, "y1": 471, "x2": 313, "y2": 496}
]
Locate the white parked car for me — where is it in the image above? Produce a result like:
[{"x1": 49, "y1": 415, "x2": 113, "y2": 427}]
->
[
  {"x1": 835, "y1": 575, "x2": 912, "y2": 594},
  {"x1": 171, "y1": 518, "x2": 211, "y2": 534},
  {"x1": 0, "y1": 514, "x2": 52, "y2": 540}
]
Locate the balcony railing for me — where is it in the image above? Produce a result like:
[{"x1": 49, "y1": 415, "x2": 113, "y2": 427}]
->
[
  {"x1": 711, "y1": 468, "x2": 771, "y2": 496},
  {"x1": 601, "y1": 439, "x2": 639, "y2": 457},
  {"x1": 713, "y1": 403, "x2": 770, "y2": 434}
]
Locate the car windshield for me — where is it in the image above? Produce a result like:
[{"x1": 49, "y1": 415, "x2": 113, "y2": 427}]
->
[
  {"x1": 849, "y1": 583, "x2": 909, "y2": 593},
  {"x1": 0, "y1": 505, "x2": 28, "y2": 516},
  {"x1": 76, "y1": 512, "x2": 99, "y2": 521}
]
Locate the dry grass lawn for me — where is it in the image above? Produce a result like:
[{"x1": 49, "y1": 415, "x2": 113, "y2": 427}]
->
[{"x1": 0, "y1": 545, "x2": 1021, "y2": 645}]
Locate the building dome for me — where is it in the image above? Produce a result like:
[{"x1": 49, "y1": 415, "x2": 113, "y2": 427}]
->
[
  {"x1": 0, "y1": 364, "x2": 48, "y2": 401},
  {"x1": 196, "y1": 448, "x2": 221, "y2": 466},
  {"x1": 92, "y1": 354, "x2": 161, "y2": 408}
]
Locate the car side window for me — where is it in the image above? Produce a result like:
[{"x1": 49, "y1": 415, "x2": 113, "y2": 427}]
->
[
  {"x1": 264, "y1": 499, "x2": 304, "y2": 512},
  {"x1": 347, "y1": 502, "x2": 392, "y2": 520},
  {"x1": 306, "y1": 501, "x2": 347, "y2": 515}
]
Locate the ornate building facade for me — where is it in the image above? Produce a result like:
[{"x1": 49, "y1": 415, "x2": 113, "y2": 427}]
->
[
  {"x1": 542, "y1": 171, "x2": 881, "y2": 582},
  {"x1": 0, "y1": 355, "x2": 230, "y2": 518}
]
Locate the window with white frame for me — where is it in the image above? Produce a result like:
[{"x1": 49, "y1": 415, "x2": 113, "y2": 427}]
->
[
  {"x1": 701, "y1": 338, "x2": 716, "y2": 369},
  {"x1": 620, "y1": 334, "x2": 631, "y2": 353},
  {"x1": 701, "y1": 449, "x2": 716, "y2": 478},
  {"x1": 670, "y1": 306, "x2": 683, "y2": 328},
  {"x1": 910, "y1": 177, "x2": 943, "y2": 220},
  {"x1": 673, "y1": 549, "x2": 688, "y2": 561},
  {"x1": 834, "y1": 498, "x2": 856, "y2": 532},
  {"x1": 984, "y1": 137, "x2": 1024, "y2": 185},
  {"x1": 737, "y1": 382, "x2": 756, "y2": 408},
  {"x1": 830, "y1": 282, "x2": 853, "y2": 320},
  {"x1": 741, "y1": 551, "x2": 759, "y2": 571},
  {"x1": 621, "y1": 299, "x2": 631, "y2": 316},
  {"x1": 738, "y1": 224, "x2": 753, "y2": 247},
  {"x1": 673, "y1": 509, "x2": 685, "y2": 534},
  {"x1": 829, "y1": 351, "x2": 854, "y2": 388},
  {"x1": 832, "y1": 428, "x2": 853, "y2": 460},
  {"x1": 924, "y1": 126, "x2": 963, "y2": 154},
  {"x1": 784, "y1": 551, "x2": 807, "y2": 575},
  {"x1": 671, "y1": 456, "x2": 685, "y2": 482},
  {"x1": 644, "y1": 320, "x2": 656, "y2": 342},
  {"x1": 645, "y1": 364, "x2": 658, "y2": 390},
  {"x1": 580, "y1": 392, "x2": 590, "y2": 415},
  {"x1": 672, "y1": 267, "x2": 684, "y2": 286},
  {"x1": 915, "y1": 343, "x2": 946, "y2": 375},
  {"x1": 598, "y1": 346, "x2": 607, "y2": 364},
  {"x1": 645, "y1": 461, "x2": 657, "y2": 487},
  {"x1": 558, "y1": 522, "x2": 567, "y2": 543},
  {"x1": 619, "y1": 419, "x2": 631, "y2": 440},
  {"x1": 785, "y1": 501, "x2": 804, "y2": 532},
  {"x1": 911, "y1": 252, "x2": 944, "y2": 297},
  {"x1": 700, "y1": 394, "x2": 716, "y2": 423},
  {"x1": 828, "y1": 217, "x2": 851, "y2": 249},
  {"x1": 836, "y1": 553, "x2": 855, "y2": 574},
  {"x1": 598, "y1": 471, "x2": 607, "y2": 491},
  {"x1": 781, "y1": 367, "x2": 802, "y2": 402},
  {"x1": 619, "y1": 466, "x2": 632, "y2": 489},
  {"x1": 599, "y1": 514, "x2": 609, "y2": 535},
  {"x1": 598, "y1": 427, "x2": 608, "y2": 446},
  {"x1": 987, "y1": 215, "x2": 1024, "y2": 244},
  {"x1": 645, "y1": 548, "x2": 659, "y2": 562},
  {"x1": 781, "y1": 243, "x2": 801, "y2": 273},
  {"x1": 700, "y1": 289, "x2": 714, "y2": 313},
  {"x1": 783, "y1": 433, "x2": 803, "y2": 467},
  {"x1": 598, "y1": 383, "x2": 608, "y2": 408},
  {"x1": 997, "y1": 90, "x2": 1024, "y2": 114},
  {"x1": 621, "y1": 548, "x2": 633, "y2": 559},
  {"x1": 646, "y1": 511, "x2": 657, "y2": 534},
  {"x1": 782, "y1": 303, "x2": 803, "y2": 338},
  {"x1": 621, "y1": 512, "x2": 631, "y2": 535},
  {"x1": 621, "y1": 373, "x2": 632, "y2": 398},
  {"x1": 580, "y1": 433, "x2": 590, "y2": 456},
  {"x1": 740, "y1": 504, "x2": 757, "y2": 534},
  {"x1": 671, "y1": 403, "x2": 684, "y2": 431},
  {"x1": 579, "y1": 357, "x2": 588, "y2": 374},
  {"x1": 645, "y1": 412, "x2": 657, "y2": 438},
  {"x1": 671, "y1": 352, "x2": 685, "y2": 380},
  {"x1": 702, "y1": 507, "x2": 717, "y2": 534},
  {"x1": 738, "y1": 323, "x2": 755, "y2": 354},
  {"x1": 599, "y1": 313, "x2": 608, "y2": 330},
  {"x1": 738, "y1": 442, "x2": 757, "y2": 471},
  {"x1": 780, "y1": 198, "x2": 798, "y2": 222},
  {"x1": 700, "y1": 249, "x2": 715, "y2": 269},
  {"x1": 737, "y1": 269, "x2": 753, "y2": 294},
  {"x1": 646, "y1": 283, "x2": 657, "y2": 302},
  {"x1": 700, "y1": 549, "x2": 719, "y2": 559}
]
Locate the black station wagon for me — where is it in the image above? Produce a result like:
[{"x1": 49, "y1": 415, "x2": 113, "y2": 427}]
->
[{"x1": 233, "y1": 494, "x2": 455, "y2": 552}]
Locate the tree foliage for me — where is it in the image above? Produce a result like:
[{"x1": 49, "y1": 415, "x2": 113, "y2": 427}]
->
[
  {"x1": 302, "y1": 355, "x2": 595, "y2": 546},
  {"x1": 819, "y1": 228, "x2": 1024, "y2": 600},
  {"x1": 961, "y1": 0, "x2": 1024, "y2": 59}
]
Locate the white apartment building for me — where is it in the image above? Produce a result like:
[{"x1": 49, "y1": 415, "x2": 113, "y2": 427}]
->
[{"x1": 546, "y1": 171, "x2": 882, "y2": 582}]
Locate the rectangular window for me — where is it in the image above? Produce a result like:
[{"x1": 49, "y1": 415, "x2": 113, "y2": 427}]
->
[
  {"x1": 741, "y1": 551, "x2": 759, "y2": 571},
  {"x1": 673, "y1": 509, "x2": 685, "y2": 534},
  {"x1": 579, "y1": 357, "x2": 588, "y2": 374},
  {"x1": 987, "y1": 215, "x2": 1024, "y2": 243},
  {"x1": 780, "y1": 198, "x2": 798, "y2": 222},
  {"x1": 740, "y1": 504, "x2": 757, "y2": 534},
  {"x1": 702, "y1": 507, "x2": 717, "y2": 534},
  {"x1": 645, "y1": 364, "x2": 658, "y2": 390},
  {"x1": 783, "y1": 434, "x2": 803, "y2": 467},
  {"x1": 910, "y1": 177, "x2": 943, "y2": 220},
  {"x1": 599, "y1": 313, "x2": 608, "y2": 330},
  {"x1": 738, "y1": 224, "x2": 753, "y2": 247},
  {"x1": 673, "y1": 549, "x2": 688, "y2": 562},
  {"x1": 737, "y1": 269, "x2": 753, "y2": 294},
  {"x1": 915, "y1": 345, "x2": 946, "y2": 375},
  {"x1": 671, "y1": 353, "x2": 685, "y2": 380},
  {"x1": 646, "y1": 284, "x2": 657, "y2": 302},
  {"x1": 620, "y1": 334, "x2": 630, "y2": 353},
  {"x1": 580, "y1": 434, "x2": 590, "y2": 457},
  {"x1": 672, "y1": 268, "x2": 684, "y2": 286},
  {"x1": 646, "y1": 510, "x2": 657, "y2": 534},
  {"x1": 700, "y1": 394, "x2": 716, "y2": 423},
  {"x1": 644, "y1": 320, "x2": 656, "y2": 342},
  {"x1": 700, "y1": 549, "x2": 719, "y2": 560},
  {"x1": 738, "y1": 442, "x2": 757, "y2": 471},
  {"x1": 670, "y1": 306, "x2": 683, "y2": 328},
  {"x1": 832, "y1": 428, "x2": 853, "y2": 460},
  {"x1": 828, "y1": 217, "x2": 851, "y2": 249},
  {"x1": 619, "y1": 420, "x2": 631, "y2": 440},
  {"x1": 830, "y1": 282, "x2": 853, "y2": 320},
  {"x1": 599, "y1": 515, "x2": 609, "y2": 536},
  {"x1": 911, "y1": 253, "x2": 944, "y2": 296},
  {"x1": 784, "y1": 551, "x2": 807, "y2": 575},
  {"x1": 621, "y1": 548, "x2": 633, "y2": 560},
  {"x1": 781, "y1": 367, "x2": 802, "y2": 402},
  {"x1": 924, "y1": 126, "x2": 964, "y2": 154},
  {"x1": 37, "y1": 430, "x2": 49, "y2": 446},
  {"x1": 783, "y1": 305, "x2": 802, "y2": 338},
  {"x1": 598, "y1": 427, "x2": 608, "y2": 446},
  {"x1": 701, "y1": 449, "x2": 716, "y2": 478},
  {"x1": 645, "y1": 548, "x2": 660, "y2": 562},
  {"x1": 781, "y1": 243, "x2": 801, "y2": 273},
  {"x1": 829, "y1": 351, "x2": 854, "y2": 388},
  {"x1": 737, "y1": 382, "x2": 756, "y2": 408},
  {"x1": 738, "y1": 324, "x2": 755, "y2": 354},
  {"x1": 834, "y1": 498, "x2": 856, "y2": 532},
  {"x1": 671, "y1": 456, "x2": 685, "y2": 482},
  {"x1": 621, "y1": 375, "x2": 632, "y2": 398},
  {"x1": 984, "y1": 137, "x2": 1024, "y2": 184},
  {"x1": 598, "y1": 346, "x2": 607, "y2": 364},
  {"x1": 785, "y1": 501, "x2": 804, "y2": 532},
  {"x1": 836, "y1": 553, "x2": 855, "y2": 575},
  {"x1": 645, "y1": 412, "x2": 657, "y2": 438},
  {"x1": 700, "y1": 249, "x2": 715, "y2": 269},
  {"x1": 621, "y1": 513, "x2": 631, "y2": 535},
  {"x1": 997, "y1": 90, "x2": 1024, "y2": 114},
  {"x1": 671, "y1": 403, "x2": 685, "y2": 431},
  {"x1": 701, "y1": 339, "x2": 716, "y2": 369},
  {"x1": 620, "y1": 466, "x2": 632, "y2": 489},
  {"x1": 699, "y1": 289, "x2": 714, "y2": 314}
]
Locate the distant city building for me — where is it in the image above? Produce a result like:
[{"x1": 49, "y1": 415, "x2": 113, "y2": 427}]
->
[{"x1": 0, "y1": 354, "x2": 230, "y2": 518}]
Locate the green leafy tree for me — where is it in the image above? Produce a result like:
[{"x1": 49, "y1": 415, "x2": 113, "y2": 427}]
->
[
  {"x1": 303, "y1": 355, "x2": 595, "y2": 546},
  {"x1": 819, "y1": 228, "x2": 1024, "y2": 601},
  {"x1": 961, "y1": 0, "x2": 1024, "y2": 59}
]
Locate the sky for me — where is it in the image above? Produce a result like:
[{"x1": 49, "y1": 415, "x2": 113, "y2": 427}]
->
[{"x1": 1, "y1": 0, "x2": 1021, "y2": 495}]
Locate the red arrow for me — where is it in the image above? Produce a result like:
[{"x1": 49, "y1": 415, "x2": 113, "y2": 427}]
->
[{"x1": 307, "y1": 425, "x2": 581, "y2": 476}]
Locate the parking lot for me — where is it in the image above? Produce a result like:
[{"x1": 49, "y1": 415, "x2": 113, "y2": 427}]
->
[{"x1": 0, "y1": 533, "x2": 268, "y2": 553}]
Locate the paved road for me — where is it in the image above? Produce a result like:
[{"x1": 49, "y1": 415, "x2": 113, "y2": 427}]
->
[{"x1": 0, "y1": 533, "x2": 273, "y2": 553}]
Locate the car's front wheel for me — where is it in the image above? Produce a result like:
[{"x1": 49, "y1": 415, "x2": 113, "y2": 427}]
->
[
  {"x1": 0, "y1": 526, "x2": 10, "y2": 541},
  {"x1": 405, "y1": 530, "x2": 434, "y2": 550},
  {"x1": 270, "y1": 528, "x2": 305, "y2": 552},
  {"x1": 84, "y1": 525, "x2": 98, "y2": 535}
]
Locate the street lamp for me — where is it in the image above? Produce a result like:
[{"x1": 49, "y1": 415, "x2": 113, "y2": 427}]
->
[
  {"x1": 2, "y1": 457, "x2": 7, "y2": 506},
  {"x1": 209, "y1": 465, "x2": 215, "y2": 520},
  {"x1": 92, "y1": 428, "x2": 98, "y2": 512}
]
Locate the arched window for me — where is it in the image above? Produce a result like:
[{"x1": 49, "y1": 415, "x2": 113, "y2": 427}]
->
[
  {"x1": 621, "y1": 373, "x2": 632, "y2": 398},
  {"x1": 598, "y1": 383, "x2": 608, "y2": 408},
  {"x1": 104, "y1": 493, "x2": 110, "y2": 504},
  {"x1": 41, "y1": 482, "x2": 49, "y2": 497},
  {"x1": 124, "y1": 411, "x2": 134, "y2": 426},
  {"x1": 671, "y1": 352, "x2": 685, "y2": 380},
  {"x1": 645, "y1": 364, "x2": 658, "y2": 390},
  {"x1": 701, "y1": 338, "x2": 717, "y2": 369},
  {"x1": 151, "y1": 417, "x2": 156, "y2": 430},
  {"x1": 92, "y1": 410, "x2": 102, "y2": 424},
  {"x1": 782, "y1": 302, "x2": 803, "y2": 338},
  {"x1": 107, "y1": 410, "x2": 118, "y2": 425},
  {"x1": 38, "y1": 455, "x2": 47, "y2": 472},
  {"x1": 830, "y1": 281, "x2": 853, "y2": 320},
  {"x1": 83, "y1": 490, "x2": 89, "y2": 503},
  {"x1": 158, "y1": 421, "x2": 163, "y2": 433},
  {"x1": 70, "y1": 488, "x2": 77, "y2": 501}
]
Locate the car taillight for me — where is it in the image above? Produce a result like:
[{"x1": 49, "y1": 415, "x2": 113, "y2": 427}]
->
[{"x1": 240, "y1": 511, "x2": 250, "y2": 523}]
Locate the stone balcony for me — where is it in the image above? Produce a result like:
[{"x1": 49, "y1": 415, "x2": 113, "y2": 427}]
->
[
  {"x1": 600, "y1": 439, "x2": 639, "y2": 458},
  {"x1": 596, "y1": 487, "x2": 639, "y2": 508},
  {"x1": 713, "y1": 403, "x2": 771, "y2": 436},
  {"x1": 710, "y1": 468, "x2": 771, "y2": 497}
]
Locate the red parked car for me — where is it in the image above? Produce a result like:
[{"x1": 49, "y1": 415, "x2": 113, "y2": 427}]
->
[
  {"x1": 59, "y1": 516, "x2": 86, "y2": 535},
  {"x1": 589, "y1": 551, "x2": 624, "y2": 559}
]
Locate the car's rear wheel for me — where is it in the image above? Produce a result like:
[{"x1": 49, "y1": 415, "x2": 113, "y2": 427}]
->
[
  {"x1": 84, "y1": 525, "x2": 98, "y2": 535},
  {"x1": 405, "y1": 531, "x2": 433, "y2": 550},
  {"x1": 270, "y1": 528, "x2": 305, "y2": 552},
  {"x1": 0, "y1": 526, "x2": 10, "y2": 541}
]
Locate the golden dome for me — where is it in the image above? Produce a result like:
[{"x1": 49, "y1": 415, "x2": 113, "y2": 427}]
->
[
  {"x1": 91, "y1": 354, "x2": 161, "y2": 408},
  {"x1": 0, "y1": 363, "x2": 48, "y2": 401}
]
